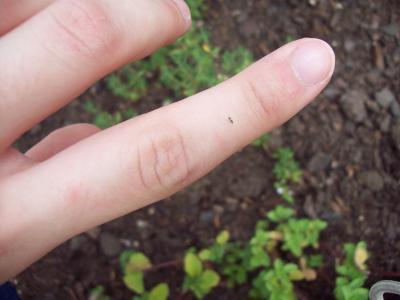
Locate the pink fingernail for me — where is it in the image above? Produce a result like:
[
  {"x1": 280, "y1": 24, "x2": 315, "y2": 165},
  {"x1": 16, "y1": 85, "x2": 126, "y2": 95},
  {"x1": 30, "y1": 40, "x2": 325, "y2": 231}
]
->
[
  {"x1": 171, "y1": 0, "x2": 192, "y2": 29},
  {"x1": 291, "y1": 39, "x2": 335, "y2": 86}
]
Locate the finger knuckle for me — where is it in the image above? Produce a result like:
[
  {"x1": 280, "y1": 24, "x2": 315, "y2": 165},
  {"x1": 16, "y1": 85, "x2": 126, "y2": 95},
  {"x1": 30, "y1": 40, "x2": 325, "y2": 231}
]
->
[
  {"x1": 241, "y1": 71, "x2": 299, "y2": 126},
  {"x1": 136, "y1": 126, "x2": 191, "y2": 191},
  {"x1": 241, "y1": 77, "x2": 278, "y2": 123},
  {"x1": 47, "y1": 0, "x2": 120, "y2": 62}
]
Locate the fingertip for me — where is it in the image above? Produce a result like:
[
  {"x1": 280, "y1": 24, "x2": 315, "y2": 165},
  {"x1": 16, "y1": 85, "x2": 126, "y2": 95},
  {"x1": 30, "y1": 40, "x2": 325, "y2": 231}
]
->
[
  {"x1": 170, "y1": 0, "x2": 192, "y2": 31},
  {"x1": 290, "y1": 38, "x2": 335, "y2": 86}
]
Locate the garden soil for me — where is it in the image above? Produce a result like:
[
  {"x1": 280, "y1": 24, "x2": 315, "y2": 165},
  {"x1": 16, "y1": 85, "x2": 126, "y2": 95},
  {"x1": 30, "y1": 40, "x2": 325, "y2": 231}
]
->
[{"x1": 14, "y1": 0, "x2": 400, "y2": 299}]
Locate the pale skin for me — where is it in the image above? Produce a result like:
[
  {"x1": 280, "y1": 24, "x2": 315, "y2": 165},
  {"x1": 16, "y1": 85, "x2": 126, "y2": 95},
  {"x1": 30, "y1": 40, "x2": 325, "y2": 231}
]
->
[{"x1": 0, "y1": 0, "x2": 335, "y2": 283}]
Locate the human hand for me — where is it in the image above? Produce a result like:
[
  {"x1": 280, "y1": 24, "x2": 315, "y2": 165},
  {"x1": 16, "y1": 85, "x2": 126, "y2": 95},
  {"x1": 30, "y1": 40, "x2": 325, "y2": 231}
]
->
[{"x1": 0, "y1": 0, "x2": 334, "y2": 282}]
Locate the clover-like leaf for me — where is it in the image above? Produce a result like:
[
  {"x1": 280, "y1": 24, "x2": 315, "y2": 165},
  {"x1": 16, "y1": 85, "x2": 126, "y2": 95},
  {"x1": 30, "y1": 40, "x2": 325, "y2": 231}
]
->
[
  {"x1": 184, "y1": 253, "x2": 203, "y2": 277},
  {"x1": 198, "y1": 270, "x2": 220, "y2": 291},
  {"x1": 123, "y1": 271, "x2": 144, "y2": 294},
  {"x1": 267, "y1": 205, "x2": 295, "y2": 223},
  {"x1": 198, "y1": 249, "x2": 211, "y2": 261},
  {"x1": 354, "y1": 242, "x2": 368, "y2": 271},
  {"x1": 149, "y1": 283, "x2": 169, "y2": 300},
  {"x1": 125, "y1": 252, "x2": 152, "y2": 273},
  {"x1": 216, "y1": 230, "x2": 230, "y2": 245}
]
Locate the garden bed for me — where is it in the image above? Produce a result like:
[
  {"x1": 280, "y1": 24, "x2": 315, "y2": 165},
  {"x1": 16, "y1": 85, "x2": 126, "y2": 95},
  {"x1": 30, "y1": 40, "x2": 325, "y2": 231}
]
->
[{"x1": 15, "y1": 0, "x2": 400, "y2": 299}]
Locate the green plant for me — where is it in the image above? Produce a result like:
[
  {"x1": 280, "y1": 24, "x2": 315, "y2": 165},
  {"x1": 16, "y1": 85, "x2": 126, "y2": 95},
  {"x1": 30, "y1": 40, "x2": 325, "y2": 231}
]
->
[
  {"x1": 267, "y1": 205, "x2": 295, "y2": 222},
  {"x1": 120, "y1": 250, "x2": 170, "y2": 300},
  {"x1": 252, "y1": 133, "x2": 270, "y2": 147},
  {"x1": 84, "y1": 0, "x2": 253, "y2": 130},
  {"x1": 272, "y1": 148, "x2": 303, "y2": 203},
  {"x1": 83, "y1": 101, "x2": 137, "y2": 129},
  {"x1": 250, "y1": 259, "x2": 301, "y2": 300},
  {"x1": 105, "y1": 0, "x2": 253, "y2": 101},
  {"x1": 199, "y1": 230, "x2": 250, "y2": 287},
  {"x1": 88, "y1": 285, "x2": 111, "y2": 300},
  {"x1": 194, "y1": 205, "x2": 327, "y2": 299},
  {"x1": 182, "y1": 252, "x2": 220, "y2": 299},
  {"x1": 113, "y1": 212, "x2": 369, "y2": 300},
  {"x1": 334, "y1": 242, "x2": 369, "y2": 300}
]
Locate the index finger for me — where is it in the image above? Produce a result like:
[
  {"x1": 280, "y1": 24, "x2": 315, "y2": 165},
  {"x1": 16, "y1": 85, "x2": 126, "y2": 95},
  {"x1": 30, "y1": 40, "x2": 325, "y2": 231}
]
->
[{"x1": 0, "y1": 38, "x2": 335, "y2": 280}]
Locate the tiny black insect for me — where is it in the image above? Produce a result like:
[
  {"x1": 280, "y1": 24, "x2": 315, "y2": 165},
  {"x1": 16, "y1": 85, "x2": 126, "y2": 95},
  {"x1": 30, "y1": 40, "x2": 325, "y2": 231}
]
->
[{"x1": 228, "y1": 117, "x2": 234, "y2": 124}]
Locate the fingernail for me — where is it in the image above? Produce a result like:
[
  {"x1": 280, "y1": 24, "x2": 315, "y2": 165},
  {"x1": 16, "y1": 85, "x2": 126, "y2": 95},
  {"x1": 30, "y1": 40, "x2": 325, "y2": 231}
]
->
[
  {"x1": 171, "y1": 0, "x2": 192, "y2": 29},
  {"x1": 290, "y1": 40, "x2": 335, "y2": 86}
]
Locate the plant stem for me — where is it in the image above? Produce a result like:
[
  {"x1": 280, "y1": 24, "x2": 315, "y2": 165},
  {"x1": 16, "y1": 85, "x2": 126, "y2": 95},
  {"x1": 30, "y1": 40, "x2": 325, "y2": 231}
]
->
[{"x1": 144, "y1": 259, "x2": 182, "y2": 273}]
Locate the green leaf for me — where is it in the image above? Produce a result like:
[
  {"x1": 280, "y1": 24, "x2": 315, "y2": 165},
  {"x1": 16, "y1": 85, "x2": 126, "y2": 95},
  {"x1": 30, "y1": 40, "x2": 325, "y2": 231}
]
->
[
  {"x1": 149, "y1": 283, "x2": 169, "y2": 300},
  {"x1": 198, "y1": 249, "x2": 211, "y2": 261},
  {"x1": 120, "y1": 250, "x2": 136, "y2": 271},
  {"x1": 125, "y1": 252, "x2": 152, "y2": 273},
  {"x1": 123, "y1": 272, "x2": 144, "y2": 294},
  {"x1": 307, "y1": 255, "x2": 323, "y2": 268},
  {"x1": 216, "y1": 230, "x2": 230, "y2": 245},
  {"x1": 267, "y1": 205, "x2": 295, "y2": 222},
  {"x1": 89, "y1": 285, "x2": 110, "y2": 300},
  {"x1": 198, "y1": 270, "x2": 220, "y2": 290},
  {"x1": 184, "y1": 253, "x2": 203, "y2": 277},
  {"x1": 252, "y1": 134, "x2": 270, "y2": 147},
  {"x1": 273, "y1": 147, "x2": 303, "y2": 183},
  {"x1": 288, "y1": 269, "x2": 304, "y2": 281},
  {"x1": 354, "y1": 242, "x2": 368, "y2": 271}
]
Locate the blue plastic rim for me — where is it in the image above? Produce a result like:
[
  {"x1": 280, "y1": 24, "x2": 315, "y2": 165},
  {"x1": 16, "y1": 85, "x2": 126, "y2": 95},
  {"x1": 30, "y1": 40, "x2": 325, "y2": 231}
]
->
[{"x1": 0, "y1": 282, "x2": 20, "y2": 300}]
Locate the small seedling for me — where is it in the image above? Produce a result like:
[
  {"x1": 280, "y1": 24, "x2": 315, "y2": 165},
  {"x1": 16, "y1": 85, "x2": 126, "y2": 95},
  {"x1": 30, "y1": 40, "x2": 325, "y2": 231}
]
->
[
  {"x1": 250, "y1": 259, "x2": 301, "y2": 300},
  {"x1": 105, "y1": 0, "x2": 253, "y2": 102},
  {"x1": 83, "y1": 101, "x2": 137, "y2": 129},
  {"x1": 334, "y1": 242, "x2": 369, "y2": 300},
  {"x1": 272, "y1": 147, "x2": 303, "y2": 203},
  {"x1": 182, "y1": 252, "x2": 220, "y2": 299},
  {"x1": 196, "y1": 206, "x2": 328, "y2": 299},
  {"x1": 88, "y1": 285, "x2": 110, "y2": 300},
  {"x1": 252, "y1": 133, "x2": 270, "y2": 147},
  {"x1": 120, "y1": 250, "x2": 170, "y2": 300},
  {"x1": 111, "y1": 213, "x2": 368, "y2": 300}
]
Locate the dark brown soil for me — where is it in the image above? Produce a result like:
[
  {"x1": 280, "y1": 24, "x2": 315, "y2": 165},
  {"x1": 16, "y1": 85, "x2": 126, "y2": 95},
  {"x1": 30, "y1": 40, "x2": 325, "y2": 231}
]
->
[{"x1": 14, "y1": 0, "x2": 400, "y2": 299}]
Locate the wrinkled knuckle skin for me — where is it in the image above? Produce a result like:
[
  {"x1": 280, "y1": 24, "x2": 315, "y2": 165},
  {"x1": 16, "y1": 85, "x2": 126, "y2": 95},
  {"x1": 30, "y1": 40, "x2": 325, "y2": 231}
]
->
[
  {"x1": 48, "y1": 0, "x2": 120, "y2": 62},
  {"x1": 242, "y1": 78, "x2": 277, "y2": 124},
  {"x1": 136, "y1": 127, "x2": 191, "y2": 191}
]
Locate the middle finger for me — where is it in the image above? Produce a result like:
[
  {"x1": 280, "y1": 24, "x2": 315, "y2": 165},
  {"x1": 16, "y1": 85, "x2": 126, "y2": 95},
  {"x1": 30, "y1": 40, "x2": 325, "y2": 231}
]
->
[{"x1": 0, "y1": 0, "x2": 190, "y2": 153}]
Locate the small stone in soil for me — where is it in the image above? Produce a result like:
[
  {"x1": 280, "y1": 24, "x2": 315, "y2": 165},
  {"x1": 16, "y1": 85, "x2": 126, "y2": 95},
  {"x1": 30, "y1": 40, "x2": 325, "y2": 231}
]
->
[
  {"x1": 213, "y1": 204, "x2": 224, "y2": 214},
  {"x1": 225, "y1": 197, "x2": 239, "y2": 211},
  {"x1": 99, "y1": 233, "x2": 121, "y2": 257},
  {"x1": 380, "y1": 115, "x2": 391, "y2": 133},
  {"x1": 375, "y1": 88, "x2": 396, "y2": 109},
  {"x1": 340, "y1": 90, "x2": 368, "y2": 123},
  {"x1": 344, "y1": 39, "x2": 356, "y2": 53},
  {"x1": 86, "y1": 226, "x2": 101, "y2": 240},
  {"x1": 200, "y1": 211, "x2": 214, "y2": 223},
  {"x1": 358, "y1": 170, "x2": 384, "y2": 192},
  {"x1": 390, "y1": 101, "x2": 400, "y2": 118},
  {"x1": 69, "y1": 235, "x2": 88, "y2": 252},
  {"x1": 136, "y1": 219, "x2": 150, "y2": 229},
  {"x1": 323, "y1": 86, "x2": 341, "y2": 99},
  {"x1": 382, "y1": 24, "x2": 400, "y2": 37},
  {"x1": 307, "y1": 152, "x2": 331, "y2": 173}
]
